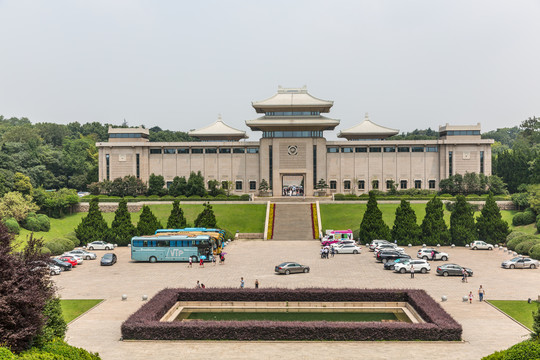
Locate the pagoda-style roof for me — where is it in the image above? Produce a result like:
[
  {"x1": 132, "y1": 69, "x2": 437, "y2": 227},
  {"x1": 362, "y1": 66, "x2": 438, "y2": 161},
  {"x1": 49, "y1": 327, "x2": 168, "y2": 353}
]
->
[
  {"x1": 337, "y1": 114, "x2": 399, "y2": 140},
  {"x1": 189, "y1": 115, "x2": 248, "y2": 141},
  {"x1": 246, "y1": 115, "x2": 340, "y2": 132},
  {"x1": 252, "y1": 86, "x2": 334, "y2": 113}
]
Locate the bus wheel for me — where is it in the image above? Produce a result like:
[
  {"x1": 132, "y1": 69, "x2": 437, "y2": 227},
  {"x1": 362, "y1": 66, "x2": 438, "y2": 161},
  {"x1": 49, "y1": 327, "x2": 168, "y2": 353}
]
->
[
  {"x1": 191, "y1": 256, "x2": 198, "y2": 263},
  {"x1": 149, "y1": 256, "x2": 157, "y2": 263}
]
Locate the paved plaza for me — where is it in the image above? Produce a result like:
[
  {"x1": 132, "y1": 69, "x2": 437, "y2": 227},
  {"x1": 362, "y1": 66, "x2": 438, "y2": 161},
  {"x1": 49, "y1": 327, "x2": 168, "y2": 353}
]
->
[{"x1": 56, "y1": 241, "x2": 538, "y2": 360}]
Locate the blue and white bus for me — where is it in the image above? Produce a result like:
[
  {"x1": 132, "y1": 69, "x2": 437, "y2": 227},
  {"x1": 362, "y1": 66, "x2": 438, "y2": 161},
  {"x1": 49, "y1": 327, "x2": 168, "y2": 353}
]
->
[
  {"x1": 155, "y1": 228, "x2": 226, "y2": 254},
  {"x1": 130, "y1": 234, "x2": 213, "y2": 263}
]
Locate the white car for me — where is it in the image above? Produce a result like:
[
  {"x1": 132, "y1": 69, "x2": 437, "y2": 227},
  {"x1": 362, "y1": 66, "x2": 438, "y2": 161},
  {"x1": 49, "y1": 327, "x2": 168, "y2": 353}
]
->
[
  {"x1": 470, "y1": 241, "x2": 494, "y2": 250},
  {"x1": 85, "y1": 241, "x2": 117, "y2": 250},
  {"x1": 330, "y1": 240, "x2": 357, "y2": 249},
  {"x1": 417, "y1": 248, "x2": 449, "y2": 261},
  {"x1": 48, "y1": 264, "x2": 61, "y2": 276},
  {"x1": 65, "y1": 249, "x2": 97, "y2": 260},
  {"x1": 334, "y1": 244, "x2": 361, "y2": 254},
  {"x1": 374, "y1": 244, "x2": 404, "y2": 255},
  {"x1": 369, "y1": 240, "x2": 390, "y2": 251},
  {"x1": 394, "y1": 259, "x2": 430, "y2": 274}
]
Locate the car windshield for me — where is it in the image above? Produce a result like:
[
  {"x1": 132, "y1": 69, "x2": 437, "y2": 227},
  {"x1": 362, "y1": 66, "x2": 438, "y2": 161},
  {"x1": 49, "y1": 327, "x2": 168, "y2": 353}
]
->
[
  {"x1": 509, "y1": 257, "x2": 522, "y2": 262},
  {"x1": 103, "y1": 254, "x2": 112, "y2": 259}
]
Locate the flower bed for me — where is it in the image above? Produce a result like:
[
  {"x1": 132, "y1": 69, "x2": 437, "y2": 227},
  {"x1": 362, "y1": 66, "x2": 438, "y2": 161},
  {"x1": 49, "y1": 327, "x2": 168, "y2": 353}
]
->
[
  {"x1": 121, "y1": 288, "x2": 462, "y2": 341},
  {"x1": 266, "y1": 203, "x2": 275, "y2": 240},
  {"x1": 311, "y1": 203, "x2": 318, "y2": 239}
]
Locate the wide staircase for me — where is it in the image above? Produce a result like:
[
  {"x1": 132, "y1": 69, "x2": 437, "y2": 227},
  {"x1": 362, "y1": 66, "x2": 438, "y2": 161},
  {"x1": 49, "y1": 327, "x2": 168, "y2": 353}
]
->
[{"x1": 272, "y1": 204, "x2": 316, "y2": 240}]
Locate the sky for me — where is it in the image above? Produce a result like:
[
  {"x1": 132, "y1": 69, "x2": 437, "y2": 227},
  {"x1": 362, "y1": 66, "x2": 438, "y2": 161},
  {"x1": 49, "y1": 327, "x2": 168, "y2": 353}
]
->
[{"x1": 0, "y1": 0, "x2": 539, "y2": 140}]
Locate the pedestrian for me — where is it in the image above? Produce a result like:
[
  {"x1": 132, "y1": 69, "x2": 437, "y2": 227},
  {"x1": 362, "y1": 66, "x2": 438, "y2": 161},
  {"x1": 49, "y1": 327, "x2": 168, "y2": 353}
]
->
[
  {"x1": 255, "y1": 279, "x2": 259, "y2": 289},
  {"x1": 201, "y1": 283, "x2": 206, "y2": 289},
  {"x1": 468, "y1": 291, "x2": 473, "y2": 304},
  {"x1": 320, "y1": 248, "x2": 324, "y2": 259},
  {"x1": 240, "y1": 277, "x2": 245, "y2": 289},
  {"x1": 463, "y1": 270, "x2": 468, "y2": 283},
  {"x1": 220, "y1": 253, "x2": 225, "y2": 264},
  {"x1": 431, "y1": 250, "x2": 435, "y2": 260},
  {"x1": 212, "y1": 256, "x2": 216, "y2": 266},
  {"x1": 331, "y1": 247, "x2": 335, "y2": 258},
  {"x1": 461, "y1": 269, "x2": 467, "y2": 283},
  {"x1": 196, "y1": 280, "x2": 201, "y2": 288},
  {"x1": 478, "y1": 285, "x2": 485, "y2": 302},
  {"x1": 410, "y1": 264, "x2": 415, "y2": 279},
  {"x1": 188, "y1": 257, "x2": 193, "y2": 268},
  {"x1": 199, "y1": 258, "x2": 204, "y2": 268}
]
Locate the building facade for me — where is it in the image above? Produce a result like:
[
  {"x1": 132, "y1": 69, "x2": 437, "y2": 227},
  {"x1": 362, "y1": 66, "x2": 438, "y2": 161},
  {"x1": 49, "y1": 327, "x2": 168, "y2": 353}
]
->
[{"x1": 97, "y1": 87, "x2": 493, "y2": 196}]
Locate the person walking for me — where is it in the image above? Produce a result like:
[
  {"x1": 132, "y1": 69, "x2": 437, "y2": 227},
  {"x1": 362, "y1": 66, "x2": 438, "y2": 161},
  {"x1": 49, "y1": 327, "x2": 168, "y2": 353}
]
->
[
  {"x1": 199, "y1": 258, "x2": 204, "y2": 268},
  {"x1": 331, "y1": 247, "x2": 335, "y2": 258},
  {"x1": 196, "y1": 280, "x2": 201, "y2": 288},
  {"x1": 410, "y1": 264, "x2": 415, "y2": 279},
  {"x1": 468, "y1": 291, "x2": 473, "y2": 304},
  {"x1": 240, "y1": 277, "x2": 245, "y2": 289},
  {"x1": 255, "y1": 279, "x2": 259, "y2": 289},
  {"x1": 320, "y1": 248, "x2": 324, "y2": 259},
  {"x1": 188, "y1": 257, "x2": 193, "y2": 268},
  {"x1": 478, "y1": 285, "x2": 485, "y2": 302},
  {"x1": 212, "y1": 256, "x2": 216, "y2": 266}
]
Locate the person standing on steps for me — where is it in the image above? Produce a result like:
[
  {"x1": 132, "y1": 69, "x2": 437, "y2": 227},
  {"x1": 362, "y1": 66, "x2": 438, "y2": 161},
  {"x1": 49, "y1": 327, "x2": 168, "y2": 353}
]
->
[
  {"x1": 240, "y1": 277, "x2": 245, "y2": 289},
  {"x1": 255, "y1": 279, "x2": 259, "y2": 289},
  {"x1": 478, "y1": 285, "x2": 485, "y2": 302}
]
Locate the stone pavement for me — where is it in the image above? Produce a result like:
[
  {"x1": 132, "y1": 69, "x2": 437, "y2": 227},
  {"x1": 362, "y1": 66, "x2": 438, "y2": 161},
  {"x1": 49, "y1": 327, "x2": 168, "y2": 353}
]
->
[{"x1": 57, "y1": 242, "x2": 537, "y2": 360}]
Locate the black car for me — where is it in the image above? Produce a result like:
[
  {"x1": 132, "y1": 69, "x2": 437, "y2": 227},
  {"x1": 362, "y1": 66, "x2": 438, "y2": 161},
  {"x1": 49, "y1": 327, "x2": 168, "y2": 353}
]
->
[
  {"x1": 100, "y1": 253, "x2": 117, "y2": 266},
  {"x1": 50, "y1": 258, "x2": 72, "y2": 271},
  {"x1": 377, "y1": 251, "x2": 410, "y2": 263},
  {"x1": 383, "y1": 258, "x2": 410, "y2": 270},
  {"x1": 436, "y1": 263, "x2": 473, "y2": 277}
]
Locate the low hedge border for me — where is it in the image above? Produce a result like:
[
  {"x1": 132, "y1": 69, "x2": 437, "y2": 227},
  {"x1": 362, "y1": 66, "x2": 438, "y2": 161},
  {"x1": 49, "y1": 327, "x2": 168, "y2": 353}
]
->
[
  {"x1": 333, "y1": 194, "x2": 510, "y2": 201},
  {"x1": 121, "y1": 288, "x2": 462, "y2": 341},
  {"x1": 82, "y1": 195, "x2": 251, "y2": 202}
]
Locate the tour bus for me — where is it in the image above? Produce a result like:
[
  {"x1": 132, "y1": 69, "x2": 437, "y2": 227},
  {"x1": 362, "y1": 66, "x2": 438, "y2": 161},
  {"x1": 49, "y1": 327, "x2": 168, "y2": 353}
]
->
[
  {"x1": 155, "y1": 228, "x2": 225, "y2": 254},
  {"x1": 131, "y1": 234, "x2": 213, "y2": 263},
  {"x1": 321, "y1": 229, "x2": 354, "y2": 246}
]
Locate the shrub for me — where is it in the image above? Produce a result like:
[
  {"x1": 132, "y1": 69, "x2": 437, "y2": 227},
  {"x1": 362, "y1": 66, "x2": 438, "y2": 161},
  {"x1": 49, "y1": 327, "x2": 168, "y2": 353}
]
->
[
  {"x1": 0, "y1": 347, "x2": 15, "y2": 359},
  {"x1": 3, "y1": 218, "x2": 20, "y2": 234},
  {"x1": 529, "y1": 244, "x2": 540, "y2": 260},
  {"x1": 506, "y1": 231, "x2": 526, "y2": 243},
  {"x1": 512, "y1": 209, "x2": 537, "y2": 226},
  {"x1": 334, "y1": 194, "x2": 345, "y2": 200},
  {"x1": 36, "y1": 214, "x2": 51, "y2": 232},
  {"x1": 22, "y1": 339, "x2": 101, "y2": 359},
  {"x1": 187, "y1": 195, "x2": 201, "y2": 200},
  {"x1": 482, "y1": 340, "x2": 540, "y2": 360},
  {"x1": 240, "y1": 194, "x2": 250, "y2": 201},
  {"x1": 515, "y1": 239, "x2": 540, "y2": 255},
  {"x1": 23, "y1": 215, "x2": 42, "y2": 232},
  {"x1": 44, "y1": 238, "x2": 74, "y2": 255},
  {"x1": 64, "y1": 232, "x2": 79, "y2": 247},
  {"x1": 506, "y1": 234, "x2": 538, "y2": 251},
  {"x1": 33, "y1": 297, "x2": 67, "y2": 347}
]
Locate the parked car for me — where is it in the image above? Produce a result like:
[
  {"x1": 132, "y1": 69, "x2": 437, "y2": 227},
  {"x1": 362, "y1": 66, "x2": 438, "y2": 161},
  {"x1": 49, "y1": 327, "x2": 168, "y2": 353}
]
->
[
  {"x1": 274, "y1": 262, "x2": 310, "y2": 275},
  {"x1": 65, "y1": 249, "x2": 97, "y2": 260},
  {"x1": 86, "y1": 241, "x2": 116, "y2": 250},
  {"x1": 375, "y1": 244, "x2": 404, "y2": 256},
  {"x1": 377, "y1": 251, "x2": 410, "y2": 263},
  {"x1": 470, "y1": 241, "x2": 494, "y2": 250},
  {"x1": 100, "y1": 253, "x2": 117, "y2": 266},
  {"x1": 51, "y1": 258, "x2": 72, "y2": 271},
  {"x1": 57, "y1": 256, "x2": 77, "y2": 267},
  {"x1": 383, "y1": 257, "x2": 410, "y2": 270},
  {"x1": 369, "y1": 240, "x2": 390, "y2": 251},
  {"x1": 330, "y1": 240, "x2": 357, "y2": 249},
  {"x1": 417, "y1": 248, "x2": 449, "y2": 261},
  {"x1": 63, "y1": 253, "x2": 84, "y2": 265},
  {"x1": 436, "y1": 263, "x2": 473, "y2": 277},
  {"x1": 501, "y1": 257, "x2": 539, "y2": 269},
  {"x1": 394, "y1": 259, "x2": 431, "y2": 274},
  {"x1": 48, "y1": 264, "x2": 61, "y2": 276},
  {"x1": 334, "y1": 244, "x2": 361, "y2": 254}
]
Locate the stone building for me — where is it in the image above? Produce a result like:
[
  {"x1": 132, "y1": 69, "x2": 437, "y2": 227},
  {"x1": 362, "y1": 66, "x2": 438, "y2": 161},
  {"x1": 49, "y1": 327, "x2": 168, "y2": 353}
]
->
[{"x1": 97, "y1": 87, "x2": 493, "y2": 196}]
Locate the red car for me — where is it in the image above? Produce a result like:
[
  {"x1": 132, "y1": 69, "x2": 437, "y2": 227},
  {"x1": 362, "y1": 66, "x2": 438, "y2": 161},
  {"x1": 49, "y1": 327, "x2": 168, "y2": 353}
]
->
[{"x1": 57, "y1": 256, "x2": 77, "y2": 267}]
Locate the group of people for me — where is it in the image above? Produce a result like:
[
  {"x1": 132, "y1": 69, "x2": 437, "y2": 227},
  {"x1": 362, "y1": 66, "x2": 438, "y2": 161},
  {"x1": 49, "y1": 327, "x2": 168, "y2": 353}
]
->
[
  {"x1": 188, "y1": 253, "x2": 226, "y2": 268},
  {"x1": 240, "y1": 277, "x2": 259, "y2": 289},
  {"x1": 282, "y1": 186, "x2": 304, "y2": 196},
  {"x1": 468, "y1": 286, "x2": 486, "y2": 303},
  {"x1": 320, "y1": 246, "x2": 335, "y2": 258}
]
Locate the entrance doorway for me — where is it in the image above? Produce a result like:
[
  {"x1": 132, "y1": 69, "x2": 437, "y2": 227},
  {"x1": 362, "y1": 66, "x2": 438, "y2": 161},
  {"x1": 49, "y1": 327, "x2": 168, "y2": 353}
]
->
[{"x1": 282, "y1": 174, "x2": 304, "y2": 196}]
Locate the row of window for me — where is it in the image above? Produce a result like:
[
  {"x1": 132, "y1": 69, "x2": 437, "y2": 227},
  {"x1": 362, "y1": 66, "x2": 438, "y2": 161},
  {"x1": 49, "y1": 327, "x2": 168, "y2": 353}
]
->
[
  {"x1": 165, "y1": 179, "x2": 258, "y2": 191},
  {"x1": 266, "y1": 111, "x2": 320, "y2": 116},
  {"x1": 109, "y1": 133, "x2": 148, "y2": 138},
  {"x1": 327, "y1": 146, "x2": 438, "y2": 153},
  {"x1": 262, "y1": 131, "x2": 323, "y2": 138},
  {"x1": 330, "y1": 179, "x2": 437, "y2": 190},
  {"x1": 444, "y1": 130, "x2": 480, "y2": 136},
  {"x1": 149, "y1": 148, "x2": 259, "y2": 154},
  {"x1": 132, "y1": 240, "x2": 206, "y2": 248}
]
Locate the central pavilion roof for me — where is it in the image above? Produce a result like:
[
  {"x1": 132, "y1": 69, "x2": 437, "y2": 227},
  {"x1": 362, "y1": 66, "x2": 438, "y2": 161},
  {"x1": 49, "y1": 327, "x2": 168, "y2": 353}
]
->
[
  {"x1": 252, "y1": 86, "x2": 334, "y2": 113},
  {"x1": 189, "y1": 115, "x2": 248, "y2": 141},
  {"x1": 337, "y1": 114, "x2": 399, "y2": 140}
]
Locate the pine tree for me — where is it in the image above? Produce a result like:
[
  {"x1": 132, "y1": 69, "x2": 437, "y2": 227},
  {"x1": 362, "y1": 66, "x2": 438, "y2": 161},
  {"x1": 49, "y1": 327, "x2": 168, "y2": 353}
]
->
[
  {"x1": 167, "y1": 200, "x2": 187, "y2": 229},
  {"x1": 75, "y1": 198, "x2": 109, "y2": 245},
  {"x1": 359, "y1": 191, "x2": 390, "y2": 243},
  {"x1": 450, "y1": 195, "x2": 476, "y2": 246},
  {"x1": 421, "y1": 196, "x2": 450, "y2": 245},
  {"x1": 108, "y1": 199, "x2": 137, "y2": 246},
  {"x1": 137, "y1": 205, "x2": 163, "y2": 236},
  {"x1": 391, "y1": 200, "x2": 421, "y2": 245},
  {"x1": 194, "y1": 202, "x2": 217, "y2": 228},
  {"x1": 476, "y1": 193, "x2": 510, "y2": 244}
]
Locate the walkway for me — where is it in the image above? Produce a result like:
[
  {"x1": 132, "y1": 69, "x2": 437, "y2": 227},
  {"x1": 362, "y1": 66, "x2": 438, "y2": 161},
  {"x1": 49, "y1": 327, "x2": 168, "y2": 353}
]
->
[{"x1": 272, "y1": 203, "x2": 315, "y2": 240}]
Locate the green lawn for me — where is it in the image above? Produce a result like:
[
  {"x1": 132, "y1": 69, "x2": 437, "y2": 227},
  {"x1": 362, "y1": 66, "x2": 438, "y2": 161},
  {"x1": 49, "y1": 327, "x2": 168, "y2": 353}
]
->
[
  {"x1": 487, "y1": 300, "x2": 539, "y2": 330},
  {"x1": 181, "y1": 311, "x2": 398, "y2": 322},
  {"x1": 60, "y1": 299, "x2": 103, "y2": 323}
]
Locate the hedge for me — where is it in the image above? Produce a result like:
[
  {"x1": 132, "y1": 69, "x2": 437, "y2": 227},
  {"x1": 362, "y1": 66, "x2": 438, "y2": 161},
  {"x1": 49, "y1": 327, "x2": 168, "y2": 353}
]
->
[
  {"x1": 44, "y1": 238, "x2": 75, "y2": 255},
  {"x1": 529, "y1": 244, "x2": 540, "y2": 260},
  {"x1": 0, "y1": 339, "x2": 101, "y2": 359},
  {"x1": 515, "y1": 239, "x2": 540, "y2": 255},
  {"x1": 507, "y1": 234, "x2": 539, "y2": 251},
  {"x1": 121, "y1": 288, "x2": 462, "y2": 341},
  {"x1": 512, "y1": 209, "x2": 537, "y2": 226},
  {"x1": 506, "y1": 231, "x2": 526, "y2": 243},
  {"x1": 333, "y1": 194, "x2": 509, "y2": 201},
  {"x1": 81, "y1": 195, "x2": 251, "y2": 202},
  {"x1": 2, "y1": 218, "x2": 20, "y2": 234},
  {"x1": 482, "y1": 340, "x2": 540, "y2": 360}
]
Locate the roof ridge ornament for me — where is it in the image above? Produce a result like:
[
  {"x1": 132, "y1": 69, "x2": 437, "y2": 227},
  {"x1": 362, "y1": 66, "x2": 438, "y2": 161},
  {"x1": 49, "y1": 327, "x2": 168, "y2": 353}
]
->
[
  {"x1": 217, "y1": 114, "x2": 223, "y2": 122},
  {"x1": 364, "y1": 113, "x2": 370, "y2": 122}
]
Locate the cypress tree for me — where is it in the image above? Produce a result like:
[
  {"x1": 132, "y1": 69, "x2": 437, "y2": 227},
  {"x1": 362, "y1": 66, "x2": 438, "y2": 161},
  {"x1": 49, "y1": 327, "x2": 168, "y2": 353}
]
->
[
  {"x1": 167, "y1": 200, "x2": 187, "y2": 229},
  {"x1": 137, "y1": 205, "x2": 163, "y2": 236},
  {"x1": 359, "y1": 191, "x2": 391, "y2": 243},
  {"x1": 476, "y1": 193, "x2": 510, "y2": 244},
  {"x1": 75, "y1": 198, "x2": 109, "y2": 245},
  {"x1": 109, "y1": 199, "x2": 137, "y2": 246},
  {"x1": 450, "y1": 195, "x2": 476, "y2": 246},
  {"x1": 391, "y1": 200, "x2": 421, "y2": 245},
  {"x1": 421, "y1": 196, "x2": 450, "y2": 245},
  {"x1": 194, "y1": 202, "x2": 217, "y2": 228}
]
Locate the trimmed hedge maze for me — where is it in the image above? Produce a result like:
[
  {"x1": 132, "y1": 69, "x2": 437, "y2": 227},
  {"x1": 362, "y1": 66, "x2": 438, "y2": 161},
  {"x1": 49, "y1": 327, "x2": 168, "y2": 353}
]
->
[{"x1": 121, "y1": 288, "x2": 462, "y2": 341}]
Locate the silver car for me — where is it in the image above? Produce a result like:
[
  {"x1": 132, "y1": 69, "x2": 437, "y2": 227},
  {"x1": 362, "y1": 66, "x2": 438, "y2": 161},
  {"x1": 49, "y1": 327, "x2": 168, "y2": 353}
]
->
[
  {"x1": 274, "y1": 262, "x2": 310, "y2": 275},
  {"x1": 501, "y1": 257, "x2": 539, "y2": 269},
  {"x1": 65, "y1": 249, "x2": 97, "y2": 260}
]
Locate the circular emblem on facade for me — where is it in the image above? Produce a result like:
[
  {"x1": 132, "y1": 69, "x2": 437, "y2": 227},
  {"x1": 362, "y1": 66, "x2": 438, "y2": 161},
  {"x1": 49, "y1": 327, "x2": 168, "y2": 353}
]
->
[{"x1": 288, "y1": 145, "x2": 298, "y2": 156}]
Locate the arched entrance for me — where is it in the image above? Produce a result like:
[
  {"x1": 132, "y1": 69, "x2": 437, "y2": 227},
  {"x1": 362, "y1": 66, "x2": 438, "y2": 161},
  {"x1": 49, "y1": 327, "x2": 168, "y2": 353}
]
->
[{"x1": 281, "y1": 174, "x2": 305, "y2": 197}]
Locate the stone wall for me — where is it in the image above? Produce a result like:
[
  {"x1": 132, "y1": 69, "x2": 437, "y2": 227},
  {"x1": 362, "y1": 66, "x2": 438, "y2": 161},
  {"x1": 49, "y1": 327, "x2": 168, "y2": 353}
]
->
[{"x1": 74, "y1": 202, "x2": 143, "y2": 213}]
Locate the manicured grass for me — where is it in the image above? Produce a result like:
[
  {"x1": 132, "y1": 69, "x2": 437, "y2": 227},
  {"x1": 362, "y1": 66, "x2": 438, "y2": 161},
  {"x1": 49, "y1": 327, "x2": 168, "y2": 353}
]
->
[
  {"x1": 60, "y1": 299, "x2": 103, "y2": 323},
  {"x1": 487, "y1": 300, "x2": 539, "y2": 330},
  {"x1": 182, "y1": 311, "x2": 398, "y2": 322}
]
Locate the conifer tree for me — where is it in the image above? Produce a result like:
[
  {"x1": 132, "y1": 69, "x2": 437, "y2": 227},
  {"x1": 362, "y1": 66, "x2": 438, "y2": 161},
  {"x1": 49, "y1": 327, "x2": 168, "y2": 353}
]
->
[
  {"x1": 359, "y1": 191, "x2": 390, "y2": 242},
  {"x1": 450, "y1": 195, "x2": 476, "y2": 246},
  {"x1": 167, "y1": 200, "x2": 187, "y2": 229},
  {"x1": 391, "y1": 200, "x2": 421, "y2": 245},
  {"x1": 421, "y1": 196, "x2": 450, "y2": 245},
  {"x1": 194, "y1": 202, "x2": 217, "y2": 228},
  {"x1": 75, "y1": 197, "x2": 109, "y2": 245},
  {"x1": 108, "y1": 199, "x2": 137, "y2": 246},
  {"x1": 476, "y1": 193, "x2": 510, "y2": 244},
  {"x1": 137, "y1": 205, "x2": 163, "y2": 236}
]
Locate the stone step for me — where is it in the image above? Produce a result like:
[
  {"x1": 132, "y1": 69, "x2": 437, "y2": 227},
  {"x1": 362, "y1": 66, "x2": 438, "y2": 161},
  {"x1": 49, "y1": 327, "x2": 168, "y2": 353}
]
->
[{"x1": 272, "y1": 203, "x2": 316, "y2": 241}]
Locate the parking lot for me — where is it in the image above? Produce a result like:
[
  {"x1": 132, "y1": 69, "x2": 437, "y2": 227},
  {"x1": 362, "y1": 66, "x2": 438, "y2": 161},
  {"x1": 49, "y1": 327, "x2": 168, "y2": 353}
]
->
[{"x1": 56, "y1": 241, "x2": 538, "y2": 360}]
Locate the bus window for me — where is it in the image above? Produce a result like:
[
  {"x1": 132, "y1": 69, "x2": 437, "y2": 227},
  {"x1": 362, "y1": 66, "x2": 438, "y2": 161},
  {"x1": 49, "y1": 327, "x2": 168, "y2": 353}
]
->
[
  {"x1": 157, "y1": 241, "x2": 169, "y2": 247},
  {"x1": 143, "y1": 241, "x2": 148, "y2": 247}
]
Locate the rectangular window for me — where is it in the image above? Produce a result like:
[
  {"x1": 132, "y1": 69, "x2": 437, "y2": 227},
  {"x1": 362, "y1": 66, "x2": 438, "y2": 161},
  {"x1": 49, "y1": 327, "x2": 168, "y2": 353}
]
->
[
  {"x1": 358, "y1": 180, "x2": 365, "y2": 190},
  {"x1": 429, "y1": 180, "x2": 436, "y2": 189},
  {"x1": 177, "y1": 148, "x2": 189, "y2": 154},
  {"x1": 426, "y1": 146, "x2": 438, "y2": 152},
  {"x1": 344, "y1": 180, "x2": 351, "y2": 190},
  {"x1": 327, "y1": 147, "x2": 339, "y2": 153},
  {"x1": 449, "y1": 151, "x2": 453, "y2": 176},
  {"x1": 269, "y1": 145, "x2": 273, "y2": 190},
  {"x1": 400, "y1": 180, "x2": 407, "y2": 189},
  {"x1": 221, "y1": 181, "x2": 228, "y2": 190},
  {"x1": 191, "y1": 148, "x2": 203, "y2": 154},
  {"x1": 205, "y1": 148, "x2": 217, "y2": 154},
  {"x1": 414, "y1": 180, "x2": 422, "y2": 189},
  {"x1": 398, "y1": 147, "x2": 410, "y2": 152},
  {"x1": 219, "y1": 148, "x2": 231, "y2": 154},
  {"x1": 372, "y1": 180, "x2": 379, "y2": 189},
  {"x1": 412, "y1": 147, "x2": 424, "y2": 152},
  {"x1": 312, "y1": 145, "x2": 316, "y2": 189},
  {"x1": 480, "y1": 151, "x2": 484, "y2": 174},
  {"x1": 370, "y1": 147, "x2": 381, "y2": 152},
  {"x1": 136, "y1": 154, "x2": 140, "y2": 179},
  {"x1": 233, "y1": 148, "x2": 245, "y2": 154},
  {"x1": 386, "y1": 180, "x2": 393, "y2": 190},
  {"x1": 341, "y1": 147, "x2": 353, "y2": 153},
  {"x1": 166, "y1": 181, "x2": 173, "y2": 189},
  {"x1": 105, "y1": 154, "x2": 110, "y2": 180},
  {"x1": 246, "y1": 148, "x2": 259, "y2": 154},
  {"x1": 249, "y1": 181, "x2": 256, "y2": 190},
  {"x1": 384, "y1": 146, "x2": 395, "y2": 152},
  {"x1": 149, "y1": 148, "x2": 162, "y2": 154},
  {"x1": 355, "y1": 147, "x2": 367, "y2": 153},
  {"x1": 330, "y1": 180, "x2": 337, "y2": 190},
  {"x1": 163, "y1": 148, "x2": 176, "y2": 154},
  {"x1": 235, "y1": 181, "x2": 243, "y2": 190}
]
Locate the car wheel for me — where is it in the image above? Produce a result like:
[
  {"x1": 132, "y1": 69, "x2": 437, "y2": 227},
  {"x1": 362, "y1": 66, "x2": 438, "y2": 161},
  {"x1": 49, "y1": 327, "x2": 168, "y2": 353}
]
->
[
  {"x1": 88, "y1": 246, "x2": 94, "y2": 250},
  {"x1": 422, "y1": 256, "x2": 428, "y2": 260},
  {"x1": 473, "y1": 247, "x2": 477, "y2": 250},
  {"x1": 149, "y1": 256, "x2": 157, "y2": 263},
  {"x1": 421, "y1": 268, "x2": 427, "y2": 274},
  {"x1": 488, "y1": 247, "x2": 493, "y2": 250},
  {"x1": 85, "y1": 256, "x2": 90, "y2": 260},
  {"x1": 50, "y1": 270, "x2": 55, "y2": 276},
  {"x1": 105, "y1": 246, "x2": 110, "y2": 250},
  {"x1": 400, "y1": 268, "x2": 406, "y2": 274},
  {"x1": 353, "y1": 250, "x2": 358, "y2": 254},
  {"x1": 391, "y1": 265, "x2": 395, "y2": 270},
  {"x1": 443, "y1": 271, "x2": 449, "y2": 277},
  {"x1": 441, "y1": 256, "x2": 448, "y2": 261},
  {"x1": 530, "y1": 264, "x2": 536, "y2": 269},
  {"x1": 382, "y1": 258, "x2": 388, "y2": 263},
  {"x1": 304, "y1": 268, "x2": 309, "y2": 273},
  {"x1": 510, "y1": 264, "x2": 515, "y2": 269},
  {"x1": 285, "y1": 270, "x2": 290, "y2": 275}
]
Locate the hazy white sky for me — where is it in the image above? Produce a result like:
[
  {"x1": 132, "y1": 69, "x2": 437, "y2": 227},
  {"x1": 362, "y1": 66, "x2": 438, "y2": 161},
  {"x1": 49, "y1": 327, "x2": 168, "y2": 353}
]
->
[{"x1": 1, "y1": 0, "x2": 539, "y2": 140}]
